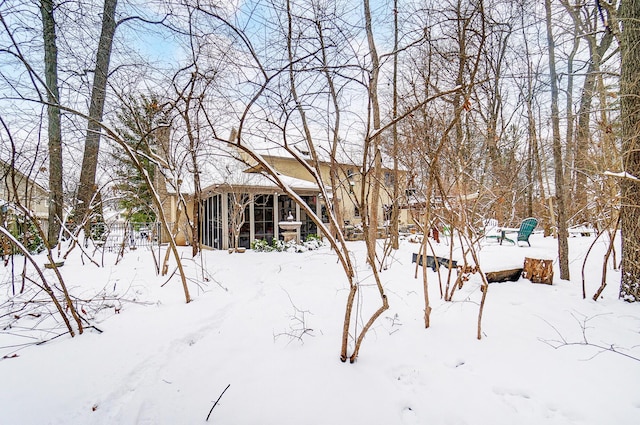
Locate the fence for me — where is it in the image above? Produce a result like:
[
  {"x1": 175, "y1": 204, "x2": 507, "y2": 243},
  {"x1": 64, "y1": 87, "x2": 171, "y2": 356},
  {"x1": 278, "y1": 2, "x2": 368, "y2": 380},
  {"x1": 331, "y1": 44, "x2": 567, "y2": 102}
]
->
[
  {"x1": 89, "y1": 222, "x2": 164, "y2": 251},
  {"x1": 0, "y1": 221, "x2": 169, "y2": 257}
]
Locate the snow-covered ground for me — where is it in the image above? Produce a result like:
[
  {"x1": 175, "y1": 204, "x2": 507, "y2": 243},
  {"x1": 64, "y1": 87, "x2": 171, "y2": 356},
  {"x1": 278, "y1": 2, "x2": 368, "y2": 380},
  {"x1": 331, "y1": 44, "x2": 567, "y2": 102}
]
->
[{"x1": 1, "y1": 232, "x2": 639, "y2": 424}]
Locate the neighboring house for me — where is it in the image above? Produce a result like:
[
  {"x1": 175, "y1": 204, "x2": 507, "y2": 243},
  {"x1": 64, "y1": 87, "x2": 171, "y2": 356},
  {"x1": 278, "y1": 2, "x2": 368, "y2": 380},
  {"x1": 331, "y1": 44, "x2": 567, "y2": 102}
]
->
[
  {"x1": 153, "y1": 150, "x2": 323, "y2": 250},
  {"x1": 0, "y1": 159, "x2": 49, "y2": 226}
]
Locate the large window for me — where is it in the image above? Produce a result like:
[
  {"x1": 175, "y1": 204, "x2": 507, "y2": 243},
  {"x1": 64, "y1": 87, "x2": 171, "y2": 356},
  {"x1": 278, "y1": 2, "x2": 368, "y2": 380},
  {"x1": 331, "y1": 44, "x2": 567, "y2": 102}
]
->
[
  {"x1": 278, "y1": 195, "x2": 295, "y2": 223},
  {"x1": 228, "y1": 193, "x2": 251, "y2": 249},
  {"x1": 201, "y1": 194, "x2": 222, "y2": 249},
  {"x1": 300, "y1": 195, "x2": 318, "y2": 240},
  {"x1": 253, "y1": 194, "x2": 274, "y2": 243}
]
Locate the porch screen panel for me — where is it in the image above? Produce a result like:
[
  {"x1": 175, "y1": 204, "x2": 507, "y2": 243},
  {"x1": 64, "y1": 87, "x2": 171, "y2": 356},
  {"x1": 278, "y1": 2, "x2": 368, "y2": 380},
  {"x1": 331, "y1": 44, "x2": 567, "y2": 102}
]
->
[
  {"x1": 254, "y1": 194, "x2": 274, "y2": 243},
  {"x1": 212, "y1": 195, "x2": 222, "y2": 249},
  {"x1": 300, "y1": 195, "x2": 318, "y2": 240},
  {"x1": 228, "y1": 193, "x2": 251, "y2": 249},
  {"x1": 201, "y1": 194, "x2": 222, "y2": 249}
]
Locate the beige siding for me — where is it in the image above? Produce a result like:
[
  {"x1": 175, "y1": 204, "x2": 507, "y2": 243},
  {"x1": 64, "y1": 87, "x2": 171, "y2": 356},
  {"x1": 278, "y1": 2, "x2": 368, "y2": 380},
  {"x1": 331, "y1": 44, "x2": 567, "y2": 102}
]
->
[{"x1": 1, "y1": 163, "x2": 49, "y2": 219}]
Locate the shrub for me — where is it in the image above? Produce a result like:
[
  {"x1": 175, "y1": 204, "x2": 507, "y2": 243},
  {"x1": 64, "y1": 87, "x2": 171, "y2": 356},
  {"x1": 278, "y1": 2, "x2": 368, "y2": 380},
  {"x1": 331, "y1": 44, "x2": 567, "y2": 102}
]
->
[
  {"x1": 250, "y1": 236, "x2": 324, "y2": 253},
  {"x1": 250, "y1": 238, "x2": 272, "y2": 252},
  {"x1": 11, "y1": 220, "x2": 44, "y2": 255}
]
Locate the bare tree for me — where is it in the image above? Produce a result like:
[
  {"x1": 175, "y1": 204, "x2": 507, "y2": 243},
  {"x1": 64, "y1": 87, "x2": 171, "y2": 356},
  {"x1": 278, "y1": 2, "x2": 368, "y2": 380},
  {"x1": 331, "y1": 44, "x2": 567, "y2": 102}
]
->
[
  {"x1": 228, "y1": 191, "x2": 250, "y2": 252},
  {"x1": 561, "y1": 0, "x2": 618, "y2": 226},
  {"x1": 545, "y1": 0, "x2": 570, "y2": 280},
  {"x1": 619, "y1": 0, "x2": 640, "y2": 301},
  {"x1": 76, "y1": 0, "x2": 117, "y2": 226},
  {"x1": 40, "y1": 0, "x2": 63, "y2": 247},
  {"x1": 171, "y1": 68, "x2": 205, "y2": 257}
]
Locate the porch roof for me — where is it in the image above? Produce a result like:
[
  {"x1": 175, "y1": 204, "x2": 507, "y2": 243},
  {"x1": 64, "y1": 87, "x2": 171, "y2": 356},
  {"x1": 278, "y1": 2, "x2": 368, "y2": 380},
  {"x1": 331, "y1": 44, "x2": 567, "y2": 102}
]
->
[
  {"x1": 199, "y1": 170, "x2": 322, "y2": 194},
  {"x1": 164, "y1": 150, "x2": 323, "y2": 196}
]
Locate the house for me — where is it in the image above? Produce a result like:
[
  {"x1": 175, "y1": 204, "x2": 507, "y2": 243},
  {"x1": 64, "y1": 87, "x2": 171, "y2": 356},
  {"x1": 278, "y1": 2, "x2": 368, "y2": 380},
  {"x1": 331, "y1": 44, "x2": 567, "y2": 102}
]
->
[
  {"x1": 195, "y1": 150, "x2": 409, "y2": 250},
  {"x1": 153, "y1": 129, "x2": 409, "y2": 250},
  {"x1": 1, "y1": 158, "x2": 49, "y2": 233}
]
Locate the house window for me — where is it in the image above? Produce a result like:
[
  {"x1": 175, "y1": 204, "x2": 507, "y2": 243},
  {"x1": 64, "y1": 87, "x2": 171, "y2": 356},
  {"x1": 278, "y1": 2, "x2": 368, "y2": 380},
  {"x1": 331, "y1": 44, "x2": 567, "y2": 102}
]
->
[
  {"x1": 321, "y1": 204, "x2": 329, "y2": 223},
  {"x1": 228, "y1": 193, "x2": 251, "y2": 249},
  {"x1": 354, "y1": 204, "x2": 360, "y2": 218},
  {"x1": 278, "y1": 195, "x2": 295, "y2": 223},
  {"x1": 201, "y1": 194, "x2": 222, "y2": 249},
  {"x1": 254, "y1": 194, "x2": 274, "y2": 243},
  {"x1": 384, "y1": 172, "x2": 395, "y2": 187},
  {"x1": 346, "y1": 168, "x2": 356, "y2": 193},
  {"x1": 300, "y1": 195, "x2": 318, "y2": 240}
]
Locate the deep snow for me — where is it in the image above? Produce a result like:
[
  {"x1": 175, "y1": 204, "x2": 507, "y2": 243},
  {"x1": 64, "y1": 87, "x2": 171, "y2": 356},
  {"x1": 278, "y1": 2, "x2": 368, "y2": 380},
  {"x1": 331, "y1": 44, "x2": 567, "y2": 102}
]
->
[{"x1": 1, "y1": 232, "x2": 639, "y2": 424}]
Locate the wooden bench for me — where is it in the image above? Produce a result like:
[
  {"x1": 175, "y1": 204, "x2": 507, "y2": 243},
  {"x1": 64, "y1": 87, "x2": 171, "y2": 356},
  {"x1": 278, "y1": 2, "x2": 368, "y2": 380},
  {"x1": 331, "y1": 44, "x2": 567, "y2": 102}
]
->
[{"x1": 412, "y1": 253, "x2": 458, "y2": 272}]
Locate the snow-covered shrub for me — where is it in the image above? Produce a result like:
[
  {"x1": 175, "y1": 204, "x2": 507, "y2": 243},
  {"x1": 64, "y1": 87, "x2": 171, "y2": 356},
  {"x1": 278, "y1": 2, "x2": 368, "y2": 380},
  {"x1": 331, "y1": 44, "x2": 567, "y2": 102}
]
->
[
  {"x1": 303, "y1": 235, "x2": 324, "y2": 251},
  {"x1": 271, "y1": 239, "x2": 285, "y2": 252},
  {"x1": 250, "y1": 236, "x2": 324, "y2": 253},
  {"x1": 251, "y1": 238, "x2": 272, "y2": 252}
]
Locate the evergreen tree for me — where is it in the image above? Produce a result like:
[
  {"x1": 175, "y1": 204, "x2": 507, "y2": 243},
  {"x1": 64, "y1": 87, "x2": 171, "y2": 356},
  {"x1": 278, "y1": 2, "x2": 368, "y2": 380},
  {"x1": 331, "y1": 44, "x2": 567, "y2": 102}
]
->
[{"x1": 112, "y1": 94, "x2": 166, "y2": 223}]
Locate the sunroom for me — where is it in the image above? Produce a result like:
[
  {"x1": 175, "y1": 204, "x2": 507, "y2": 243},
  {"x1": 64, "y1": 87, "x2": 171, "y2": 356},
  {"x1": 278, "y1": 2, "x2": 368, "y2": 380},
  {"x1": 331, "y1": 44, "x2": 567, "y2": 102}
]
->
[{"x1": 199, "y1": 172, "x2": 325, "y2": 250}]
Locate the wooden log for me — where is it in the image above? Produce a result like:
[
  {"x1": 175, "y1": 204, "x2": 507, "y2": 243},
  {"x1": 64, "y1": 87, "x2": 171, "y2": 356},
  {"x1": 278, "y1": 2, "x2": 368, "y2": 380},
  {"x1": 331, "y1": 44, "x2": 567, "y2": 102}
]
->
[
  {"x1": 522, "y1": 257, "x2": 554, "y2": 285},
  {"x1": 485, "y1": 268, "x2": 523, "y2": 283}
]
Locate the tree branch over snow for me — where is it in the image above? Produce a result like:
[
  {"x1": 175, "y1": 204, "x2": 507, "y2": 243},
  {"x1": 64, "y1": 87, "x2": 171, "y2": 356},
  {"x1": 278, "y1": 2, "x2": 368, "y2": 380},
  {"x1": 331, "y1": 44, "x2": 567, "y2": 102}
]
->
[{"x1": 539, "y1": 313, "x2": 640, "y2": 362}]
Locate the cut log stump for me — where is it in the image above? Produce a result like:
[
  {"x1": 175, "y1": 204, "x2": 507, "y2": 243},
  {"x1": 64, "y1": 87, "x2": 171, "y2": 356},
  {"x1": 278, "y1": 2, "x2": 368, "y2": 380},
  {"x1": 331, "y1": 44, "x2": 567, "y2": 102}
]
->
[
  {"x1": 485, "y1": 268, "x2": 523, "y2": 283},
  {"x1": 522, "y1": 257, "x2": 554, "y2": 285}
]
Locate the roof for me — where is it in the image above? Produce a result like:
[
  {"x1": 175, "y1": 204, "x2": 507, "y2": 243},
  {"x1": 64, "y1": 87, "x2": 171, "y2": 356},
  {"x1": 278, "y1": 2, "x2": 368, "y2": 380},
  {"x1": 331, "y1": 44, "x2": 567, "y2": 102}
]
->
[
  {"x1": 0, "y1": 157, "x2": 48, "y2": 193},
  {"x1": 164, "y1": 151, "x2": 321, "y2": 196}
]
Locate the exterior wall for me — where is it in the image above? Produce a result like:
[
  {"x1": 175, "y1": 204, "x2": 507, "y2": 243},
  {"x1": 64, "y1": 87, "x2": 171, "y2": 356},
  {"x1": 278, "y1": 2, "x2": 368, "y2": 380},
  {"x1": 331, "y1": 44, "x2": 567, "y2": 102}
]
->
[
  {"x1": 253, "y1": 154, "x2": 409, "y2": 229},
  {"x1": 0, "y1": 162, "x2": 49, "y2": 219}
]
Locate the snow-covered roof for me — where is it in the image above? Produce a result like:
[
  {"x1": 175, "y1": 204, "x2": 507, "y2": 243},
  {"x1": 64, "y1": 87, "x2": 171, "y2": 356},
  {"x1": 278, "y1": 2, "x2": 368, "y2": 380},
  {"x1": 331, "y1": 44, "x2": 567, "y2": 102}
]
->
[
  {"x1": 164, "y1": 151, "x2": 321, "y2": 196},
  {"x1": 201, "y1": 170, "x2": 321, "y2": 193},
  {"x1": 0, "y1": 157, "x2": 49, "y2": 192}
]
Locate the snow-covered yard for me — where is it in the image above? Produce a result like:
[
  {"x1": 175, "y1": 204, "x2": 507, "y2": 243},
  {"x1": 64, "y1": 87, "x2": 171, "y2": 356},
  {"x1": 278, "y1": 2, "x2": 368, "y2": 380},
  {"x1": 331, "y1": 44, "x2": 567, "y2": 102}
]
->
[{"x1": 1, "y1": 233, "x2": 639, "y2": 424}]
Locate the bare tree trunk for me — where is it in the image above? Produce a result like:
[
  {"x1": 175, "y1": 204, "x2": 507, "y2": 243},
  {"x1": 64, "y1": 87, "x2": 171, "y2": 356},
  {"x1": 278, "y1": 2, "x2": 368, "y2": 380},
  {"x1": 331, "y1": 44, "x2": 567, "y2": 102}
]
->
[
  {"x1": 519, "y1": 6, "x2": 545, "y2": 222},
  {"x1": 190, "y1": 157, "x2": 202, "y2": 256},
  {"x1": 620, "y1": 0, "x2": 640, "y2": 301},
  {"x1": 41, "y1": 0, "x2": 63, "y2": 247},
  {"x1": 569, "y1": 4, "x2": 614, "y2": 224},
  {"x1": 315, "y1": 15, "x2": 344, "y2": 239},
  {"x1": 545, "y1": 0, "x2": 570, "y2": 280},
  {"x1": 77, "y1": 0, "x2": 117, "y2": 224},
  {"x1": 363, "y1": 0, "x2": 382, "y2": 258},
  {"x1": 175, "y1": 70, "x2": 203, "y2": 257},
  {"x1": 563, "y1": 15, "x2": 578, "y2": 218},
  {"x1": 390, "y1": 0, "x2": 400, "y2": 250}
]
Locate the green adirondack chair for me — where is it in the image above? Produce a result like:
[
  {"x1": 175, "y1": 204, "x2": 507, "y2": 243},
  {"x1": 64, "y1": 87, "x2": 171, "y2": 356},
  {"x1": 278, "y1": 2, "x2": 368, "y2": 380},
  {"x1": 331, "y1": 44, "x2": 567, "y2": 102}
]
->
[{"x1": 505, "y1": 217, "x2": 538, "y2": 246}]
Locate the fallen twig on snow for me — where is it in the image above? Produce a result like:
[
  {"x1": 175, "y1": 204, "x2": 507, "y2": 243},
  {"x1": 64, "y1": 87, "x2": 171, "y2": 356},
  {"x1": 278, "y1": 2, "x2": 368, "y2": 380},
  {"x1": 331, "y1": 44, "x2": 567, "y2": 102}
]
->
[{"x1": 206, "y1": 384, "x2": 230, "y2": 421}]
